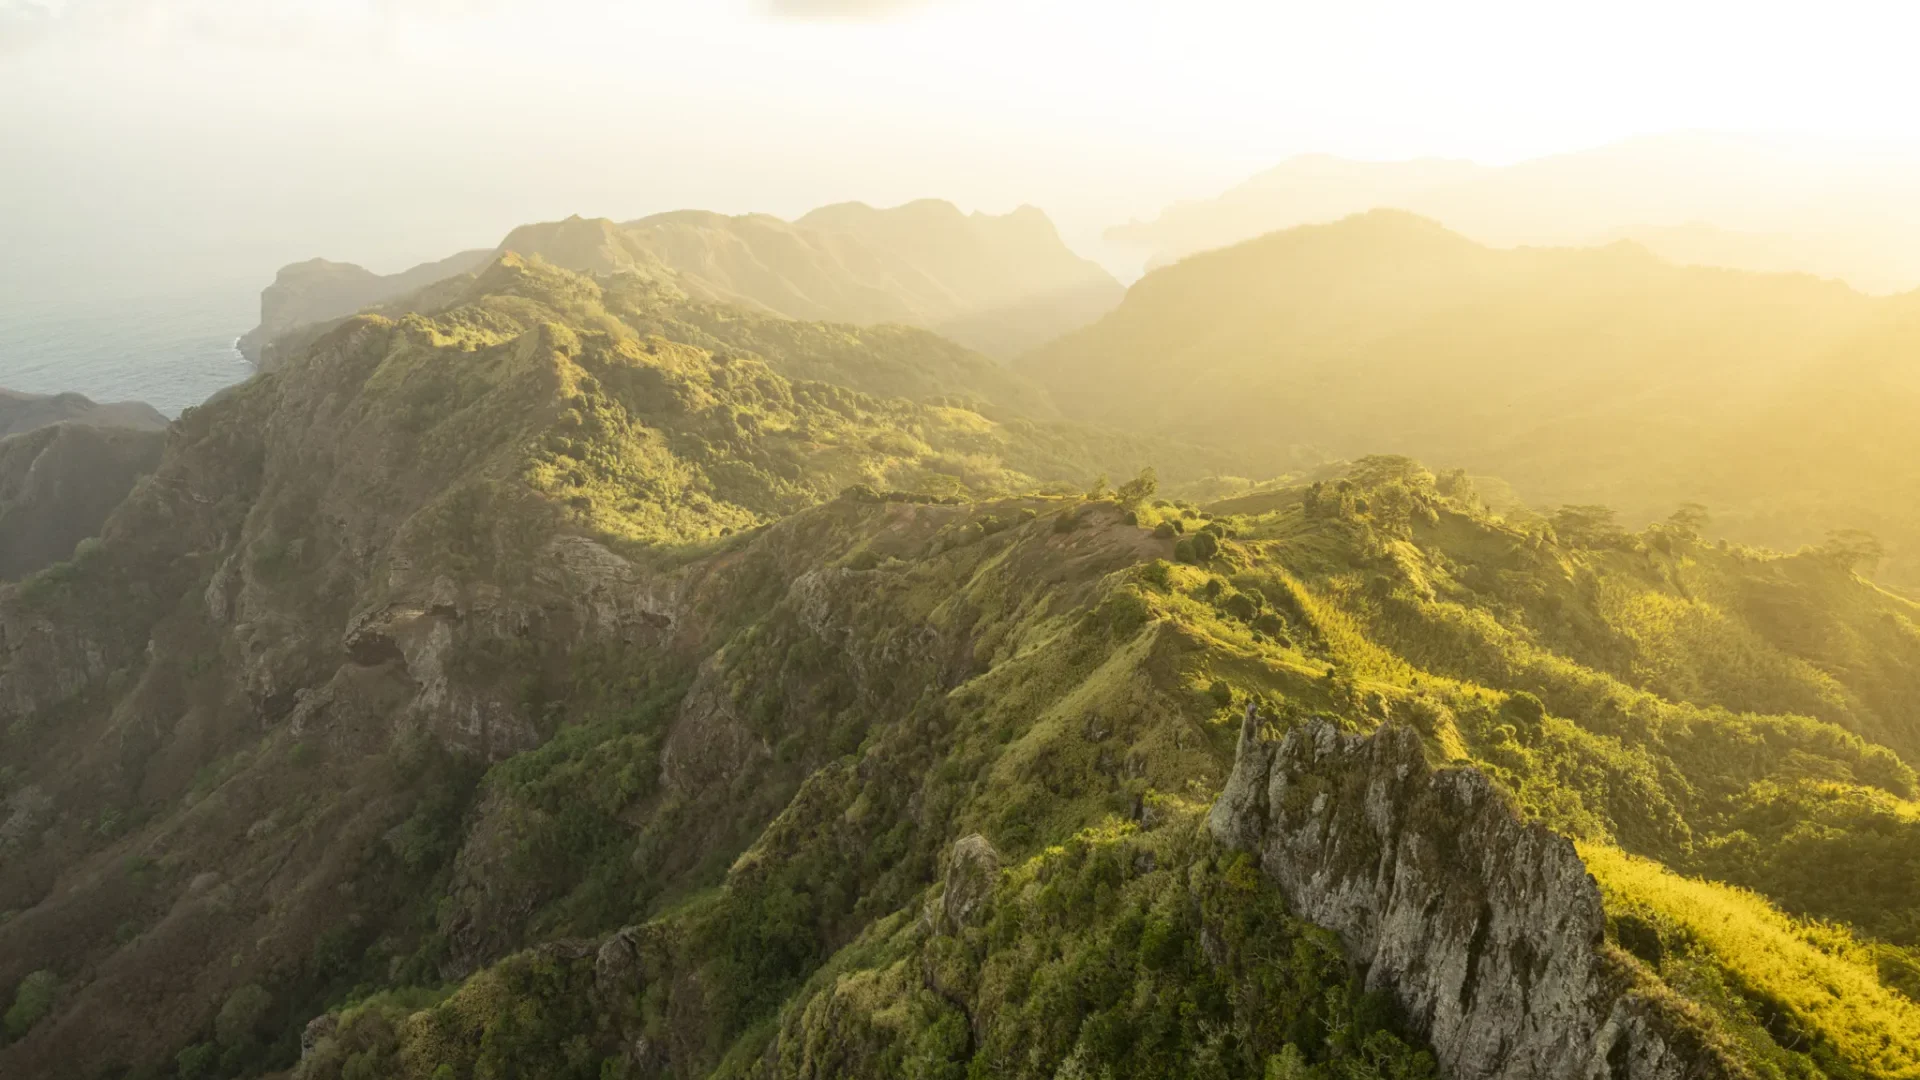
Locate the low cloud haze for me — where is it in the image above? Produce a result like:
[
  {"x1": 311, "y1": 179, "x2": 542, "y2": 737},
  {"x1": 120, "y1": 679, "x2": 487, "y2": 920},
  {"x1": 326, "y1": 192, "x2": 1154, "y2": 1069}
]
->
[
  {"x1": 6, "y1": 0, "x2": 1920, "y2": 297},
  {"x1": 761, "y1": 0, "x2": 922, "y2": 17}
]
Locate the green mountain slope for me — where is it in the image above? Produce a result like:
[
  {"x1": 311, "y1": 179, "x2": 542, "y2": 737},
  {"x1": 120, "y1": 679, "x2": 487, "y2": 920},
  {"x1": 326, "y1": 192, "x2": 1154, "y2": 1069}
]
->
[
  {"x1": 0, "y1": 422, "x2": 166, "y2": 580},
  {"x1": 5, "y1": 257, "x2": 1920, "y2": 1079},
  {"x1": 0, "y1": 389, "x2": 170, "y2": 580},
  {"x1": 281, "y1": 458, "x2": 1920, "y2": 1080},
  {"x1": 1023, "y1": 211, "x2": 1920, "y2": 592}
]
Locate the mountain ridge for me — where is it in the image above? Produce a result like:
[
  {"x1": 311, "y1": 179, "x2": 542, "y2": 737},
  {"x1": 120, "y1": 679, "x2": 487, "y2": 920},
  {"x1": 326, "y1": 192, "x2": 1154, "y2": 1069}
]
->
[
  {"x1": 1023, "y1": 210, "x2": 1920, "y2": 591},
  {"x1": 0, "y1": 387, "x2": 168, "y2": 437},
  {"x1": 242, "y1": 200, "x2": 1121, "y2": 370},
  {"x1": 1110, "y1": 135, "x2": 1920, "y2": 292},
  {"x1": 4, "y1": 256, "x2": 1920, "y2": 1079}
]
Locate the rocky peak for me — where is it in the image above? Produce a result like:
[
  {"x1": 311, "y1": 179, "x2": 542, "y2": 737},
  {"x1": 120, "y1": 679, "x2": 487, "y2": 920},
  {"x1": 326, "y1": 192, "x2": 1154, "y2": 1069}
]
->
[{"x1": 1210, "y1": 720, "x2": 1732, "y2": 1080}]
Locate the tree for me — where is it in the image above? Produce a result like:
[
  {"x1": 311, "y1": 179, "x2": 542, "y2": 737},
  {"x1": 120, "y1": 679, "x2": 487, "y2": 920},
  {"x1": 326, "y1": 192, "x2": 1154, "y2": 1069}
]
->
[
  {"x1": 1434, "y1": 468, "x2": 1478, "y2": 505},
  {"x1": 1819, "y1": 529, "x2": 1884, "y2": 575},
  {"x1": 3, "y1": 970, "x2": 57, "y2": 1039},
  {"x1": 1550, "y1": 504, "x2": 1625, "y2": 548},
  {"x1": 215, "y1": 984, "x2": 272, "y2": 1048},
  {"x1": 1667, "y1": 502, "x2": 1711, "y2": 538},
  {"x1": 1116, "y1": 467, "x2": 1158, "y2": 508},
  {"x1": 1348, "y1": 455, "x2": 1432, "y2": 489}
]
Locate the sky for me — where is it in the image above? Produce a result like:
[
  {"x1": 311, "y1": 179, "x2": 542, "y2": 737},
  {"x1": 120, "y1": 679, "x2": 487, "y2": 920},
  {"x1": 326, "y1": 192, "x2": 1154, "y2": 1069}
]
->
[{"x1": 6, "y1": 0, "x2": 1920, "y2": 294}]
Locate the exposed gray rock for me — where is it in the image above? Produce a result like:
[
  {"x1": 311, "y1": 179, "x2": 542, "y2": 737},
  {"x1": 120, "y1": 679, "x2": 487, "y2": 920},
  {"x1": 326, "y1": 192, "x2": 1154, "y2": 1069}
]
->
[
  {"x1": 0, "y1": 784, "x2": 53, "y2": 853},
  {"x1": 659, "y1": 656, "x2": 771, "y2": 797},
  {"x1": 940, "y1": 833, "x2": 1001, "y2": 933},
  {"x1": 299, "y1": 1013, "x2": 338, "y2": 1060},
  {"x1": 1210, "y1": 720, "x2": 1731, "y2": 1080}
]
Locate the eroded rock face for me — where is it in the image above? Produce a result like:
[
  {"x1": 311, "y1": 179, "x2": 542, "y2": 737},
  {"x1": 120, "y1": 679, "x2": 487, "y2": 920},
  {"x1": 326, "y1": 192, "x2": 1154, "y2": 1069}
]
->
[
  {"x1": 940, "y1": 833, "x2": 1000, "y2": 933},
  {"x1": 1210, "y1": 720, "x2": 1729, "y2": 1080},
  {"x1": 299, "y1": 1013, "x2": 338, "y2": 1061}
]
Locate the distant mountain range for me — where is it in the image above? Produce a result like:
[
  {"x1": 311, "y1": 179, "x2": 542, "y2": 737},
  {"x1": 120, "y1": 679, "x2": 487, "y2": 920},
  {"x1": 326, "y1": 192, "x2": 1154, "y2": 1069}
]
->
[
  {"x1": 1028, "y1": 209, "x2": 1920, "y2": 590},
  {"x1": 1109, "y1": 134, "x2": 1920, "y2": 292},
  {"x1": 241, "y1": 200, "x2": 1119, "y2": 368},
  {"x1": 0, "y1": 388, "x2": 166, "y2": 438}
]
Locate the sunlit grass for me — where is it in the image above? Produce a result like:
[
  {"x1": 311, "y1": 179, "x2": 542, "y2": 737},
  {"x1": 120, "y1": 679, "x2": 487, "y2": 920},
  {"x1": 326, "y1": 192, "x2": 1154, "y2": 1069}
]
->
[{"x1": 1583, "y1": 842, "x2": 1920, "y2": 1078}]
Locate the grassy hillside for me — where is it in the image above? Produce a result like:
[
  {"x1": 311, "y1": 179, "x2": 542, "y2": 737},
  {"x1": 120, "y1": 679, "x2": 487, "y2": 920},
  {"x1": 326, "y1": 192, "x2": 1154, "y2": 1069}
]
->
[
  {"x1": 0, "y1": 422, "x2": 165, "y2": 580},
  {"x1": 278, "y1": 456, "x2": 1920, "y2": 1080},
  {"x1": 5, "y1": 253, "x2": 1920, "y2": 1078},
  {"x1": 1023, "y1": 211, "x2": 1920, "y2": 593}
]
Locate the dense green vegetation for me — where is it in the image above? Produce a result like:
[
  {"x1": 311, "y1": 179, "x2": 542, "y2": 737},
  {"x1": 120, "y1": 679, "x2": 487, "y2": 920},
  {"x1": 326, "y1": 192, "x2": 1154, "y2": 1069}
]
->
[
  {"x1": 4, "y1": 248, "x2": 1920, "y2": 1079},
  {"x1": 281, "y1": 456, "x2": 1920, "y2": 1080},
  {"x1": 1022, "y1": 210, "x2": 1920, "y2": 592}
]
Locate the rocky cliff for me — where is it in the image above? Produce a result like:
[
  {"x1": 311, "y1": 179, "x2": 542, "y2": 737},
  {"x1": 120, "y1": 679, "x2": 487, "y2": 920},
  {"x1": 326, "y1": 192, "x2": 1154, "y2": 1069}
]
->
[
  {"x1": 1210, "y1": 718, "x2": 1732, "y2": 1080},
  {"x1": 236, "y1": 250, "x2": 494, "y2": 365}
]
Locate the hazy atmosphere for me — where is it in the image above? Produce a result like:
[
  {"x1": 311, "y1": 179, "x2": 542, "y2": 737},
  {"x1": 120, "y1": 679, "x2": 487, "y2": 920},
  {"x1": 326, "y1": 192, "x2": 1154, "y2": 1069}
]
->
[
  {"x1": 9, "y1": 0, "x2": 1920, "y2": 284},
  {"x1": 8, "y1": 3, "x2": 1920, "y2": 1079}
]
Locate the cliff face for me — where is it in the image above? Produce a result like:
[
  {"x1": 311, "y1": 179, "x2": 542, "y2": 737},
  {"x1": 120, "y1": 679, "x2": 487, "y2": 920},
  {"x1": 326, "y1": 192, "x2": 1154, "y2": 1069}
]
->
[
  {"x1": 0, "y1": 423, "x2": 166, "y2": 579},
  {"x1": 237, "y1": 250, "x2": 494, "y2": 365},
  {"x1": 1210, "y1": 719, "x2": 1731, "y2": 1080}
]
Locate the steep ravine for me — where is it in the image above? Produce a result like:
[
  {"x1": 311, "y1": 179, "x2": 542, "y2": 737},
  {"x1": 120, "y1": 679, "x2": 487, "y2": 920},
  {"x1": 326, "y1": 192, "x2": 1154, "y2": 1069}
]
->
[{"x1": 1210, "y1": 717, "x2": 1734, "y2": 1080}]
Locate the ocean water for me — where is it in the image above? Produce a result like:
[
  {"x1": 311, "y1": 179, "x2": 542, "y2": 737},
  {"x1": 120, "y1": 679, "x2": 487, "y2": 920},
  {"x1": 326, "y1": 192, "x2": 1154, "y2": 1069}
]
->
[{"x1": 0, "y1": 282, "x2": 259, "y2": 418}]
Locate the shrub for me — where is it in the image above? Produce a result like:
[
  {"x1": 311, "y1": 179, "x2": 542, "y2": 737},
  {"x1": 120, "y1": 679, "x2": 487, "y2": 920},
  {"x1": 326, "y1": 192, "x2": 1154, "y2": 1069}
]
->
[
  {"x1": 175, "y1": 1042, "x2": 218, "y2": 1080},
  {"x1": 1190, "y1": 531, "x2": 1220, "y2": 562},
  {"x1": 215, "y1": 984, "x2": 272, "y2": 1048},
  {"x1": 3, "y1": 970, "x2": 56, "y2": 1039},
  {"x1": 1116, "y1": 467, "x2": 1158, "y2": 507},
  {"x1": 1502, "y1": 692, "x2": 1547, "y2": 735}
]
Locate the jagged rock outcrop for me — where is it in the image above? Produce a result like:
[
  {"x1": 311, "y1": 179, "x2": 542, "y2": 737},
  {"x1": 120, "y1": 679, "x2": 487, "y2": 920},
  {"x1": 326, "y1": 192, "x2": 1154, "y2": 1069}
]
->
[
  {"x1": 939, "y1": 833, "x2": 1000, "y2": 932},
  {"x1": 1210, "y1": 719, "x2": 1731, "y2": 1080}
]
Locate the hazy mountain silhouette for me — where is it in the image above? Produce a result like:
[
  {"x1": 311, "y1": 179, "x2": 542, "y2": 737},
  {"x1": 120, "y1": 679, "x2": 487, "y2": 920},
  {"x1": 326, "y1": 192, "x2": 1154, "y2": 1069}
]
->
[
  {"x1": 245, "y1": 201, "x2": 1120, "y2": 367},
  {"x1": 1030, "y1": 209, "x2": 1920, "y2": 588},
  {"x1": 1110, "y1": 134, "x2": 1920, "y2": 292}
]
